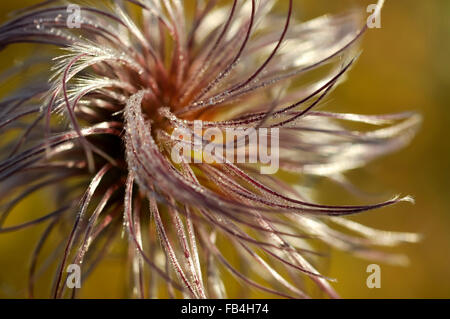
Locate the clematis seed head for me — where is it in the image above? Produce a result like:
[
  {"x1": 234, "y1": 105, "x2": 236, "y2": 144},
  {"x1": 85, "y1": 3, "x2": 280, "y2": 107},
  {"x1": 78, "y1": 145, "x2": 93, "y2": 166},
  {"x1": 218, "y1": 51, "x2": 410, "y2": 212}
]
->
[{"x1": 0, "y1": 0, "x2": 420, "y2": 299}]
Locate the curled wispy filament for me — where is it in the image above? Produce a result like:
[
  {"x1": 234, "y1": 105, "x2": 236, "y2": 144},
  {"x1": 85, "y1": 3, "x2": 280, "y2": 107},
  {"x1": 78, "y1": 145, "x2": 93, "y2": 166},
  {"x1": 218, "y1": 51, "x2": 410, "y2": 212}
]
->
[{"x1": 0, "y1": 0, "x2": 420, "y2": 299}]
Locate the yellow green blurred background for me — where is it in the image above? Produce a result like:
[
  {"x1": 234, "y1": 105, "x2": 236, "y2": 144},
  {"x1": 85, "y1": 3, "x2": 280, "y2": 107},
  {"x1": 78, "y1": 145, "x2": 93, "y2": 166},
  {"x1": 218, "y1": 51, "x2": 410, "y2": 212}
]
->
[{"x1": 0, "y1": 0, "x2": 449, "y2": 298}]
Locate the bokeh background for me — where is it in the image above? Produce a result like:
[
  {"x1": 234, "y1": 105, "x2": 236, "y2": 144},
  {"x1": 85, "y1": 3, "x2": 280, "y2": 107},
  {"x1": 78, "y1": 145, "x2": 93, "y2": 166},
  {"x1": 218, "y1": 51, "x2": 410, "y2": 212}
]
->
[{"x1": 0, "y1": 0, "x2": 449, "y2": 298}]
